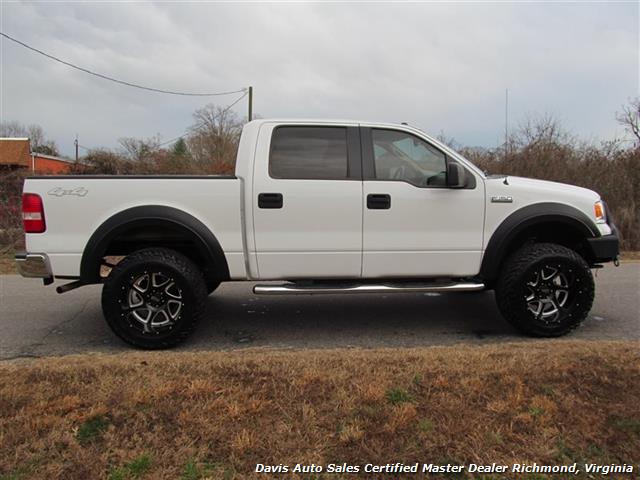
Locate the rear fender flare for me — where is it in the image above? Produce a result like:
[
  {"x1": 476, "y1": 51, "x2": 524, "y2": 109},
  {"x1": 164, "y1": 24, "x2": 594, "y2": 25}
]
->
[{"x1": 80, "y1": 205, "x2": 230, "y2": 284}]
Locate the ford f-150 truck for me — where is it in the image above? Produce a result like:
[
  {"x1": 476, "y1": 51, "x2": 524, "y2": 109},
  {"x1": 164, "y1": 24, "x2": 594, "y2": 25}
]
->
[{"x1": 15, "y1": 119, "x2": 619, "y2": 348}]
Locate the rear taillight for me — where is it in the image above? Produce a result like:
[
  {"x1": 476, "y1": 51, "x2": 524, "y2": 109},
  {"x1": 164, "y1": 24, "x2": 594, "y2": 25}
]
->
[{"x1": 22, "y1": 193, "x2": 46, "y2": 233}]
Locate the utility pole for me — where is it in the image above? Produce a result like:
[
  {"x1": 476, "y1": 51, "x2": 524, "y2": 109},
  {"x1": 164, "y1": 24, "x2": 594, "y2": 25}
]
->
[
  {"x1": 505, "y1": 88, "x2": 509, "y2": 160},
  {"x1": 248, "y1": 86, "x2": 253, "y2": 122},
  {"x1": 74, "y1": 134, "x2": 79, "y2": 162}
]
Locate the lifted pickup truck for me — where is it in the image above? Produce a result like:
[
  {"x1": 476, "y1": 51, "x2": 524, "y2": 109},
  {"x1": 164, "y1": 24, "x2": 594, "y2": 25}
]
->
[{"x1": 16, "y1": 119, "x2": 619, "y2": 348}]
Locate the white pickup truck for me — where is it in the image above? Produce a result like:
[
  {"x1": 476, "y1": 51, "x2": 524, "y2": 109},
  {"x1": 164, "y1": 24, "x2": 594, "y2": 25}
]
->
[{"x1": 16, "y1": 119, "x2": 619, "y2": 348}]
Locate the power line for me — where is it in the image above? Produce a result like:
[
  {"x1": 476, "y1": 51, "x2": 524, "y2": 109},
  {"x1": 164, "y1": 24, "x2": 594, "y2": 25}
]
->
[
  {"x1": 0, "y1": 31, "x2": 246, "y2": 97},
  {"x1": 158, "y1": 90, "x2": 248, "y2": 147},
  {"x1": 75, "y1": 91, "x2": 247, "y2": 152}
]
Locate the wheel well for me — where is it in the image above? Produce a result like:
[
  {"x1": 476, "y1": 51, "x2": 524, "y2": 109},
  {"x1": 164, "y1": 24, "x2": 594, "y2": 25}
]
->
[
  {"x1": 482, "y1": 220, "x2": 593, "y2": 286},
  {"x1": 503, "y1": 221, "x2": 588, "y2": 260},
  {"x1": 80, "y1": 206, "x2": 230, "y2": 285},
  {"x1": 103, "y1": 223, "x2": 216, "y2": 279}
]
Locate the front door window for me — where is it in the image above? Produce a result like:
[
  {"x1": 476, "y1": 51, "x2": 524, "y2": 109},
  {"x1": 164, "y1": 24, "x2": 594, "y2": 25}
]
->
[{"x1": 372, "y1": 129, "x2": 447, "y2": 187}]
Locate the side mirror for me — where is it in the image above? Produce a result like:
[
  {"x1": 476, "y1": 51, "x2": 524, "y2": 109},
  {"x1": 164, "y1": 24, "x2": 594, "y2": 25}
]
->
[{"x1": 446, "y1": 162, "x2": 466, "y2": 189}]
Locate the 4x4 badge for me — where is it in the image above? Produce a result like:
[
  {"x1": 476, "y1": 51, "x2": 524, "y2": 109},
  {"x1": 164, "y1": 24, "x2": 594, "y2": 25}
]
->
[
  {"x1": 47, "y1": 187, "x2": 88, "y2": 197},
  {"x1": 491, "y1": 195, "x2": 513, "y2": 203}
]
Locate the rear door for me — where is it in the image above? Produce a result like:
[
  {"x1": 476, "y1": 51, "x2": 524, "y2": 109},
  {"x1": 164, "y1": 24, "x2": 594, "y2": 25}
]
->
[{"x1": 252, "y1": 122, "x2": 363, "y2": 279}]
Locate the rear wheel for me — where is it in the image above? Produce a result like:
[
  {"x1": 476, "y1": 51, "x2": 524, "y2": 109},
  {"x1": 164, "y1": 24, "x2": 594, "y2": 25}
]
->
[
  {"x1": 495, "y1": 243, "x2": 594, "y2": 337},
  {"x1": 101, "y1": 248, "x2": 207, "y2": 349}
]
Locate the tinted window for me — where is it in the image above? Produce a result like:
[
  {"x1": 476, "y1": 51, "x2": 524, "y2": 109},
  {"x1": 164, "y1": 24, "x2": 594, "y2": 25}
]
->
[
  {"x1": 270, "y1": 127, "x2": 348, "y2": 179},
  {"x1": 372, "y1": 129, "x2": 447, "y2": 187}
]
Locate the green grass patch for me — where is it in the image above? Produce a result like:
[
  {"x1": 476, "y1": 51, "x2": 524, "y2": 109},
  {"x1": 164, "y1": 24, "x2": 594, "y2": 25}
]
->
[
  {"x1": 181, "y1": 459, "x2": 210, "y2": 480},
  {"x1": 418, "y1": 417, "x2": 434, "y2": 432},
  {"x1": 490, "y1": 431, "x2": 504, "y2": 445},
  {"x1": 385, "y1": 387, "x2": 413, "y2": 405},
  {"x1": 0, "y1": 460, "x2": 36, "y2": 480},
  {"x1": 108, "y1": 454, "x2": 152, "y2": 480},
  {"x1": 538, "y1": 384, "x2": 556, "y2": 396},
  {"x1": 528, "y1": 406, "x2": 545, "y2": 417},
  {"x1": 0, "y1": 468, "x2": 28, "y2": 480},
  {"x1": 610, "y1": 415, "x2": 640, "y2": 434},
  {"x1": 181, "y1": 459, "x2": 200, "y2": 480},
  {"x1": 76, "y1": 414, "x2": 110, "y2": 444}
]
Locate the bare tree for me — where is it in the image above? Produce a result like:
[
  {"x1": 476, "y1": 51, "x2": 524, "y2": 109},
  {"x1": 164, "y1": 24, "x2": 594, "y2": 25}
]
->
[
  {"x1": 118, "y1": 136, "x2": 161, "y2": 162},
  {"x1": 616, "y1": 97, "x2": 640, "y2": 145},
  {"x1": 118, "y1": 135, "x2": 163, "y2": 173},
  {"x1": 435, "y1": 131, "x2": 459, "y2": 149},
  {"x1": 0, "y1": 121, "x2": 59, "y2": 156},
  {"x1": 0, "y1": 121, "x2": 26, "y2": 137},
  {"x1": 187, "y1": 105, "x2": 243, "y2": 174},
  {"x1": 515, "y1": 114, "x2": 572, "y2": 147},
  {"x1": 81, "y1": 149, "x2": 131, "y2": 175}
]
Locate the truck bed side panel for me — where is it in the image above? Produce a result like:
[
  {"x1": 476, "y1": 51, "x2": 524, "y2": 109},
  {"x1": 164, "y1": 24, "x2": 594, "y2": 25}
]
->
[{"x1": 23, "y1": 177, "x2": 246, "y2": 279}]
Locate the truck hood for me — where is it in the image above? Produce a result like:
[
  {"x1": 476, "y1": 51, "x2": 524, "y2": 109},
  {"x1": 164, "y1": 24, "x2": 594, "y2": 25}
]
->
[
  {"x1": 486, "y1": 175, "x2": 600, "y2": 204},
  {"x1": 483, "y1": 175, "x2": 605, "y2": 233}
]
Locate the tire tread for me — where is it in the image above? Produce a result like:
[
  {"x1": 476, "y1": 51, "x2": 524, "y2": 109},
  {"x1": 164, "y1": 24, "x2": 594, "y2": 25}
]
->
[
  {"x1": 496, "y1": 242, "x2": 594, "y2": 337},
  {"x1": 101, "y1": 247, "x2": 207, "y2": 349}
]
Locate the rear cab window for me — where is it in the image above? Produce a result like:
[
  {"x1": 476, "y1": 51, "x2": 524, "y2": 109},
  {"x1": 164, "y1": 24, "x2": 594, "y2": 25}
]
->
[{"x1": 269, "y1": 126, "x2": 349, "y2": 180}]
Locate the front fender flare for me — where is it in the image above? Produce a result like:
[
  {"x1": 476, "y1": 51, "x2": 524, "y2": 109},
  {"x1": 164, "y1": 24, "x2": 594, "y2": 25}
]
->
[{"x1": 480, "y1": 202, "x2": 599, "y2": 281}]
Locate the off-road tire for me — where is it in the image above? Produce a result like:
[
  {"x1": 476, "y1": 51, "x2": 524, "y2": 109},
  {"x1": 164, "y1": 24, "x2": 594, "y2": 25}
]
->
[
  {"x1": 495, "y1": 243, "x2": 594, "y2": 337},
  {"x1": 101, "y1": 247, "x2": 207, "y2": 349}
]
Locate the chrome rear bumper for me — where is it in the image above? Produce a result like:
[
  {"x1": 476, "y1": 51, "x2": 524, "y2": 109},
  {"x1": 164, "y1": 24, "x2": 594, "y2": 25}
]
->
[{"x1": 15, "y1": 252, "x2": 53, "y2": 279}]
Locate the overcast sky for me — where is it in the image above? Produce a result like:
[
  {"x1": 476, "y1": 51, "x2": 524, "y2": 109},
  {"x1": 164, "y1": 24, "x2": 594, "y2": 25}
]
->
[{"x1": 1, "y1": 1, "x2": 638, "y2": 157}]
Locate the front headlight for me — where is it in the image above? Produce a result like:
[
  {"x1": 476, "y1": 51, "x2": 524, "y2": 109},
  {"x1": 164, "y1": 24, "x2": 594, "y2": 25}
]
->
[{"x1": 594, "y1": 200, "x2": 606, "y2": 223}]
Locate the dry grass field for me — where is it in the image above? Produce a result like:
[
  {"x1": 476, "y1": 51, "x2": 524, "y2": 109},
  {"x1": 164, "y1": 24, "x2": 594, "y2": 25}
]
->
[{"x1": 1, "y1": 341, "x2": 638, "y2": 479}]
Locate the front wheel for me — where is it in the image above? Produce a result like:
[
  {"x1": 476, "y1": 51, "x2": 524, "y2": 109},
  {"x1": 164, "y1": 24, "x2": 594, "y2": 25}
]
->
[
  {"x1": 205, "y1": 279, "x2": 221, "y2": 296},
  {"x1": 101, "y1": 248, "x2": 207, "y2": 349},
  {"x1": 495, "y1": 243, "x2": 594, "y2": 337}
]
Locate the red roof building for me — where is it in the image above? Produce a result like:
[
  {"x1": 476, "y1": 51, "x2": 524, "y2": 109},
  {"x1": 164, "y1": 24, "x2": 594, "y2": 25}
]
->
[{"x1": 0, "y1": 138, "x2": 74, "y2": 174}]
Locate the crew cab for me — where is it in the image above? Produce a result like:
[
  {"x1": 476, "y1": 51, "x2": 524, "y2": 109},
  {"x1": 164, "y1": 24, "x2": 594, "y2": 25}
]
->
[{"x1": 15, "y1": 119, "x2": 619, "y2": 348}]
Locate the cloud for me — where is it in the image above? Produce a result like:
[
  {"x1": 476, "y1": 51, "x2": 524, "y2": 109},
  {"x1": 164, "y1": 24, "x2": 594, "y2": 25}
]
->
[{"x1": 1, "y1": 2, "x2": 637, "y2": 156}]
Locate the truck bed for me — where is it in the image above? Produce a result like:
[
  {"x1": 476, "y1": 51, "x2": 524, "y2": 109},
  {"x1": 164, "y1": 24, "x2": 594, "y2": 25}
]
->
[{"x1": 23, "y1": 176, "x2": 246, "y2": 279}]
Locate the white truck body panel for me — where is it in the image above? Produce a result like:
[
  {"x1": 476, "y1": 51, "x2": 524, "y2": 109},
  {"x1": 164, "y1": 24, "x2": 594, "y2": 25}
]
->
[
  {"x1": 25, "y1": 178, "x2": 246, "y2": 278},
  {"x1": 362, "y1": 180, "x2": 485, "y2": 277}
]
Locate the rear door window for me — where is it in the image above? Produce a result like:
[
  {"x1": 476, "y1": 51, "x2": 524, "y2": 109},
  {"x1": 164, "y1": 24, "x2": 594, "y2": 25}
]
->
[{"x1": 269, "y1": 127, "x2": 349, "y2": 179}]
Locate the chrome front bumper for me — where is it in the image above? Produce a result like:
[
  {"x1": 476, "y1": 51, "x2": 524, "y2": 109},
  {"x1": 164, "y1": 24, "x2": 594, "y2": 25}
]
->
[{"x1": 15, "y1": 252, "x2": 53, "y2": 279}]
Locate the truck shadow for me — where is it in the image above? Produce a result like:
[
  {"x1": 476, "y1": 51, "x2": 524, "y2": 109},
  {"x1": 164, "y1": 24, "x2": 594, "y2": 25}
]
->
[{"x1": 188, "y1": 283, "x2": 521, "y2": 350}]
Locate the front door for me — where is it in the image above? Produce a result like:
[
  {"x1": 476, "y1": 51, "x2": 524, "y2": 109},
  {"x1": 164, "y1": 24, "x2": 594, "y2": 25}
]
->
[
  {"x1": 361, "y1": 127, "x2": 485, "y2": 278},
  {"x1": 252, "y1": 123, "x2": 363, "y2": 279}
]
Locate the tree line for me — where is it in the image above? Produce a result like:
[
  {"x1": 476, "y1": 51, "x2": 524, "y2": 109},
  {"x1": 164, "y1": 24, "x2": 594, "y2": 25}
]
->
[{"x1": 74, "y1": 105, "x2": 244, "y2": 175}]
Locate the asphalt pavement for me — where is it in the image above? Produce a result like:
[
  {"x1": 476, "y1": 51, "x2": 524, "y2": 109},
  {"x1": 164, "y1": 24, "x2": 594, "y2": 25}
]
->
[{"x1": 0, "y1": 263, "x2": 638, "y2": 360}]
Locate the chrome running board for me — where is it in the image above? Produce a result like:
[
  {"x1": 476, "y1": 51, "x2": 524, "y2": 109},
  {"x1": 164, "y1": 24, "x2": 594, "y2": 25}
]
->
[{"x1": 253, "y1": 281, "x2": 485, "y2": 295}]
